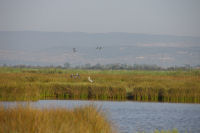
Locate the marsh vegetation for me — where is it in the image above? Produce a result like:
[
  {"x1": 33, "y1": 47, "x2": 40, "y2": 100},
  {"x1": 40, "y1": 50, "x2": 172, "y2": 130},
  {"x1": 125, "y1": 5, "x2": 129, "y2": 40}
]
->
[
  {"x1": 0, "y1": 104, "x2": 114, "y2": 133},
  {"x1": 0, "y1": 67, "x2": 199, "y2": 103}
]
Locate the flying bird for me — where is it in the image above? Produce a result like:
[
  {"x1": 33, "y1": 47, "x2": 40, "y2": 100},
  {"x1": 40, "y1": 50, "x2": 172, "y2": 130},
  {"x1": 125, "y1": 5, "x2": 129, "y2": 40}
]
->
[
  {"x1": 96, "y1": 46, "x2": 103, "y2": 50},
  {"x1": 73, "y1": 48, "x2": 76, "y2": 52}
]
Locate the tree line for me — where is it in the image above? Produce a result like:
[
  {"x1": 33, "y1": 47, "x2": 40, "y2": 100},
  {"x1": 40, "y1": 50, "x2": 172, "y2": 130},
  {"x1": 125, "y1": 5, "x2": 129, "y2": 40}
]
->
[{"x1": 1, "y1": 63, "x2": 199, "y2": 71}]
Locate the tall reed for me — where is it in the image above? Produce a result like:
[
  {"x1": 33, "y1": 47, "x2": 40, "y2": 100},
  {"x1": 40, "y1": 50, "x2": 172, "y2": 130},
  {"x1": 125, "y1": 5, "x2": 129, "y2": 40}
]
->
[{"x1": 0, "y1": 104, "x2": 114, "y2": 133}]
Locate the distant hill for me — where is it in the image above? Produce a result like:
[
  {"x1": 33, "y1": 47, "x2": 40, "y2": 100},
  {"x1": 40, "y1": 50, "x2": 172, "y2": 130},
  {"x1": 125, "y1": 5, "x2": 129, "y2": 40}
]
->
[{"x1": 0, "y1": 31, "x2": 200, "y2": 67}]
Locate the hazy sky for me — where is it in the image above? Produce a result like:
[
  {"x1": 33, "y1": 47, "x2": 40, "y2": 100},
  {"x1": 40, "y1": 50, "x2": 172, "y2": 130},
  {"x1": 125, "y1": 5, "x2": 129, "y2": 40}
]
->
[{"x1": 0, "y1": 0, "x2": 200, "y2": 36}]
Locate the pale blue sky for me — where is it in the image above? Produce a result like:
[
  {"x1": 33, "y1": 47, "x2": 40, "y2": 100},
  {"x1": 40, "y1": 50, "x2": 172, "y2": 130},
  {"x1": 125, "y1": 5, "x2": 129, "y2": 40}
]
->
[{"x1": 0, "y1": 0, "x2": 200, "y2": 36}]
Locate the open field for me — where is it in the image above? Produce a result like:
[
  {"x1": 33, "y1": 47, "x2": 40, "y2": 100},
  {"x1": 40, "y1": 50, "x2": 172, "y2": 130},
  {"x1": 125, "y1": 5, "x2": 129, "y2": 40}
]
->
[{"x1": 0, "y1": 67, "x2": 200, "y2": 103}]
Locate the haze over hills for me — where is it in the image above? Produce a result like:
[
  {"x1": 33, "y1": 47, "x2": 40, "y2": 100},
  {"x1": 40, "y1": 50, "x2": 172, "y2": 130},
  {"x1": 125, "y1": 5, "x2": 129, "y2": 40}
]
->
[{"x1": 0, "y1": 31, "x2": 200, "y2": 67}]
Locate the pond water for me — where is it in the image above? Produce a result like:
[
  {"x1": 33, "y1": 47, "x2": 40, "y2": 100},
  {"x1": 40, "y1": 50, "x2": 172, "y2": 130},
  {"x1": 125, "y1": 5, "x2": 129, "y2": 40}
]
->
[{"x1": 2, "y1": 100, "x2": 200, "y2": 133}]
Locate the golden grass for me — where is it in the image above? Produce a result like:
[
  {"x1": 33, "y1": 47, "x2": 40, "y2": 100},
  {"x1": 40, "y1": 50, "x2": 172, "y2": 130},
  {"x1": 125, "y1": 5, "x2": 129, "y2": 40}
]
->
[{"x1": 0, "y1": 104, "x2": 115, "y2": 133}]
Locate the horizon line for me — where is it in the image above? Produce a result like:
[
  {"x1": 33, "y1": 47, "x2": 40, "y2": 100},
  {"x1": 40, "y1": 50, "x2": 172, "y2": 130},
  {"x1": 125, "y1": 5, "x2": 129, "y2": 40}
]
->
[{"x1": 0, "y1": 30, "x2": 199, "y2": 38}]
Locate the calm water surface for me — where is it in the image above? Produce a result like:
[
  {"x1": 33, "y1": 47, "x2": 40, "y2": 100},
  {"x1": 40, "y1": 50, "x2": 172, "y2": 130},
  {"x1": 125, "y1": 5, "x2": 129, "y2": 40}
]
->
[{"x1": 2, "y1": 100, "x2": 200, "y2": 133}]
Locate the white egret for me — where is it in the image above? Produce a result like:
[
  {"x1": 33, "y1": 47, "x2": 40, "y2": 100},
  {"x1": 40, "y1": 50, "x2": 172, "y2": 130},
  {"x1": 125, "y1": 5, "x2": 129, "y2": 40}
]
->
[{"x1": 88, "y1": 76, "x2": 94, "y2": 83}]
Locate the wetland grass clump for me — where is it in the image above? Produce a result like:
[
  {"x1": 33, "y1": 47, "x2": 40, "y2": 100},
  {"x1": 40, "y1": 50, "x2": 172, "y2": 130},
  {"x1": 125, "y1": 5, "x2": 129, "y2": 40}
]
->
[
  {"x1": 130, "y1": 77, "x2": 200, "y2": 103},
  {"x1": 0, "y1": 67, "x2": 200, "y2": 103},
  {"x1": 153, "y1": 129, "x2": 179, "y2": 133},
  {"x1": 131, "y1": 87, "x2": 200, "y2": 103},
  {"x1": 39, "y1": 83, "x2": 126, "y2": 100},
  {"x1": 0, "y1": 82, "x2": 40, "y2": 101},
  {"x1": 138, "y1": 129, "x2": 179, "y2": 133},
  {"x1": 0, "y1": 105, "x2": 114, "y2": 133},
  {"x1": 87, "y1": 85, "x2": 126, "y2": 100}
]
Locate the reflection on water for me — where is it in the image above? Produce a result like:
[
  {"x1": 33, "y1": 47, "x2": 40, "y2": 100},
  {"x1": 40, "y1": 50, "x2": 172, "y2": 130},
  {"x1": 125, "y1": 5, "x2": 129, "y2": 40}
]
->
[{"x1": 2, "y1": 100, "x2": 200, "y2": 133}]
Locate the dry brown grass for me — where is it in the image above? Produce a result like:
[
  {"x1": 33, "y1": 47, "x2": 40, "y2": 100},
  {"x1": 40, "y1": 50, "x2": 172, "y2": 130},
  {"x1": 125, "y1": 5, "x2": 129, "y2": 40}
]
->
[{"x1": 0, "y1": 104, "x2": 115, "y2": 133}]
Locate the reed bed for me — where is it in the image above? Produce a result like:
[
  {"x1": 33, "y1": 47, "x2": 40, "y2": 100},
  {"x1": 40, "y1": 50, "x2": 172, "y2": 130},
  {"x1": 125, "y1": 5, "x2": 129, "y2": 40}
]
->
[
  {"x1": 0, "y1": 67, "x2": 200, "y2": 103},
  {"x1": 0, "y1": 104, "x2": 114, "y2": 133}
]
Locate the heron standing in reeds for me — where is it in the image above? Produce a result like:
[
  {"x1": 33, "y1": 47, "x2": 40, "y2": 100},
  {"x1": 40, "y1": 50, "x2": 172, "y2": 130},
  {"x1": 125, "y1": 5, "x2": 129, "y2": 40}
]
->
[{"x1": 88, "y1": 76, "x2": 94, "y2": 83}]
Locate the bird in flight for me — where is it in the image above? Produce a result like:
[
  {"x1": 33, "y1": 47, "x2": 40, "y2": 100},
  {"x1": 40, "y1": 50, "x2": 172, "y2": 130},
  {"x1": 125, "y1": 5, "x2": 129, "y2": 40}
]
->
[
  {"x1": 73, "y1": 48, "x2": 77, "y2": 53},
  {"x1": 96, "y1": 46, "x2": 103, "y2": 50}
]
